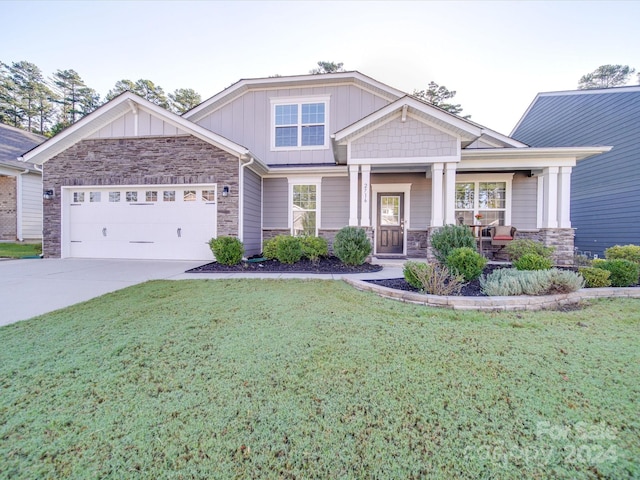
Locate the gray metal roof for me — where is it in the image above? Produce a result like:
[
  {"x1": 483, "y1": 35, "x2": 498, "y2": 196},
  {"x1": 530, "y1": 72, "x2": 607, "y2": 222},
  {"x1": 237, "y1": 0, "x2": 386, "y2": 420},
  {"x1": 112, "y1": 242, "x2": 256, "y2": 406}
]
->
[{"x1": 0, "y1": 123, "x2": 45, "y2": 172}]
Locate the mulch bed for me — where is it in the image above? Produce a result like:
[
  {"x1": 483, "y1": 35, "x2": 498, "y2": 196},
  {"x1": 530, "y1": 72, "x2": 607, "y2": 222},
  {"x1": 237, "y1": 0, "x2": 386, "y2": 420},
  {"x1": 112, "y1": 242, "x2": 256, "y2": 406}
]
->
[
  {"x1": 186, "y1": 256, "x2": 384, "y2": 274},
  {"x1": 366, "y1": 264, "x2": 508, "y2": 297}
]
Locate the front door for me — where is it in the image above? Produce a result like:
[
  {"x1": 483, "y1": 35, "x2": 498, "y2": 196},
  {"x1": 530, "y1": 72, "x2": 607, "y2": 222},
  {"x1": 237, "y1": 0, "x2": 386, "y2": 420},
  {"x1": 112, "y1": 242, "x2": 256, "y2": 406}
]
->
[{"x1": 377, "y1": 193, "x2": 404, "y2": 254}]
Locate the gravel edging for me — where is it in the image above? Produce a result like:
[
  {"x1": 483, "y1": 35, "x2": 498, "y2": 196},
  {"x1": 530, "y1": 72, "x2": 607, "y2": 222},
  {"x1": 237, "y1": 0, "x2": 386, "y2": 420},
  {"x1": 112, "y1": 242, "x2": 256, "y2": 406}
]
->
[{"x1": 343, "y1": 277, "x2": 640, "y2": 311}]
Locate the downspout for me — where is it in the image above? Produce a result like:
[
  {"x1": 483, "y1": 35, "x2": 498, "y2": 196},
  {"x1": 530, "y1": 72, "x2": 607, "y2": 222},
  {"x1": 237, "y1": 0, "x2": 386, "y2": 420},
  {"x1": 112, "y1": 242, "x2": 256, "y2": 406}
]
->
[
  {"x1": 238, "y1": 154, "x2": 255, "y2": 243},
  {"x1": 16, "y1": 168, "x2": 30, "y2": 241}
]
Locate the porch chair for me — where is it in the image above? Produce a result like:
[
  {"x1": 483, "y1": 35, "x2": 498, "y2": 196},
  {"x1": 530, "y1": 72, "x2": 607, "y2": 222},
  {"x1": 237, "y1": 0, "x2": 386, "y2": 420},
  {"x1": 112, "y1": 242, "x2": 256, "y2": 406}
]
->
[{"x1": 489, "y1": 226, "x2": 517, "y2": 259}]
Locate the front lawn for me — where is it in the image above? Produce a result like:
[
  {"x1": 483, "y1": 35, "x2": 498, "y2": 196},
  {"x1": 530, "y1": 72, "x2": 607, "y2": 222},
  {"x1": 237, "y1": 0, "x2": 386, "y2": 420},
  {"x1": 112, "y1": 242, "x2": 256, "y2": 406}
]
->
[
  {"x1": 1, "y1": 280, "x2": 638, "y2": 479},
  {"x1": 0, "y1": 242, "x2": 41, "y2": 258}
]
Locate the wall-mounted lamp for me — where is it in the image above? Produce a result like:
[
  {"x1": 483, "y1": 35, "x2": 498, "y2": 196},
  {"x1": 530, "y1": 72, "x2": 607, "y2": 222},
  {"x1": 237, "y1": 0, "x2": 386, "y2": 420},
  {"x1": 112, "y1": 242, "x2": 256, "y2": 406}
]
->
[
  {"x1": 43, "y1": 189, "x2": 54, "y2": 200},
  {"x1": 222, "y1": 186, "x2": 230, "y2": 197}
]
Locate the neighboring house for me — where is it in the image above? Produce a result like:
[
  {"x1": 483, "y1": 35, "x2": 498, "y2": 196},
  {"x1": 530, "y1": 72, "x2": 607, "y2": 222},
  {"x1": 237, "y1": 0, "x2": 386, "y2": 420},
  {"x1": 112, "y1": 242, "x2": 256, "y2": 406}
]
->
[
  {"x1": 511, "y1": 86, "x2": 640, "y2": 258},
  {"x1": 20, "y1": 72, "x2": 609, "y2": 264},
  {"x1": 0, "y1": 123, "x2": 45, "y2": 241}
]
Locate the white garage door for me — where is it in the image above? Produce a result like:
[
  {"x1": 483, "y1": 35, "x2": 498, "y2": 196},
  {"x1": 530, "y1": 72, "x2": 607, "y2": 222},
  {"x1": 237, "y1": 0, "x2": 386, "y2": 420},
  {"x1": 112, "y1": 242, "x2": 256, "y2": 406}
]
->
[{"x1": 65, "y1": 185, "x2": 217, "y2": 260}]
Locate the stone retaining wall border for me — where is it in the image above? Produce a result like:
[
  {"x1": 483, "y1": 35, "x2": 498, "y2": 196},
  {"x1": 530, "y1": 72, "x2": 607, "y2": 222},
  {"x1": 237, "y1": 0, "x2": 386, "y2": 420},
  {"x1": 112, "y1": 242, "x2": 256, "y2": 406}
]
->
[{"x1": 343, "y1": 278, "x2": 640, "y2": 311}]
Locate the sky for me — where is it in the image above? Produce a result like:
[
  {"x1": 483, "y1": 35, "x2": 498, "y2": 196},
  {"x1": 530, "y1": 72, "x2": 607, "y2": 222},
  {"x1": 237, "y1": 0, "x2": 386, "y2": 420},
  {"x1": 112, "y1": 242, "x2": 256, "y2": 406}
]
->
[{"x1": 3, "y1": 0, "x2": 639, "y2": 135}]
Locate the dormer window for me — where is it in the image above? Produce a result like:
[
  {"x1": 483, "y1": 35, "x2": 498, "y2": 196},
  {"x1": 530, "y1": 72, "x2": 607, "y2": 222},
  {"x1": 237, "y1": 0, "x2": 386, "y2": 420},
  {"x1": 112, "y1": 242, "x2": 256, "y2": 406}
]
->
[{"x1": 271, "y1": 96, "x2": 329, "y2": 150}]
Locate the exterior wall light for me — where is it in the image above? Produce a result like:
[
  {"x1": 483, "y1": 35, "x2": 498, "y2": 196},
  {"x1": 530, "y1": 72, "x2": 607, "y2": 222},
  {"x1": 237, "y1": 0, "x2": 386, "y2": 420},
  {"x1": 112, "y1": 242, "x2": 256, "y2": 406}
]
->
[
  {"x1": 43, "y1": 189, "x2": 54, "y2": 200},
  {"x1": 222, "y1": 186, "x2": 230, "y2": 197}
]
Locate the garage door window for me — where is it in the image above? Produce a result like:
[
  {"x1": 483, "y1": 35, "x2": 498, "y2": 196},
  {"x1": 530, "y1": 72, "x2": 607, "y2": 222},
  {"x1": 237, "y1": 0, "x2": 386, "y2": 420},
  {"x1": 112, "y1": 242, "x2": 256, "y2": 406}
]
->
[
  {"x1": 184, "y1": 190, "x2": 196, "y2": 202},
  {"x1": 146, "y1": 191, "x2": 158, "y2": 202},
  {"x1": 109, "y1": 192, "x2": 120, "y2": 202},
  {"x1": 73, "y1": 192, "x2": 84, "y2": 203},
  {"x1": 126, "y1": 192, "x2": 137, "y2": 202},
  {"x1": 202, "y1": 190, "x2": 215, "y2": 202},
  {"x1": 163, "y1": 191, "x2": 175, "y2": 202},
  {"x1": 90, "y1": 192, "x2": 101, "y2": 202}
]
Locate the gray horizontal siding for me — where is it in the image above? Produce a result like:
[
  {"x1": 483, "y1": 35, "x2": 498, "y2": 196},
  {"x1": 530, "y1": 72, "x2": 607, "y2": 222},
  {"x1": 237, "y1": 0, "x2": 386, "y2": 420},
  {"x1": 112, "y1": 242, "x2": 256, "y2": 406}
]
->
[
  {"x1": 321, "y1": 177, "x2": 349, "y2": 228},
  {"x1": 370, "y1": 173, "x2": 431, "y2": 229},
  {"x1": 511, "y1": 173, "x2": 537, "y2": 230},
  {"x1": 512, "y1": 89, "x2": 640, "y2": 256},
  {"x1": 263, "y1": 177, "x2": 288, "y2": 228},
  {"x1": 243, "y1": 168, "x2": 262, "y2": 256}
]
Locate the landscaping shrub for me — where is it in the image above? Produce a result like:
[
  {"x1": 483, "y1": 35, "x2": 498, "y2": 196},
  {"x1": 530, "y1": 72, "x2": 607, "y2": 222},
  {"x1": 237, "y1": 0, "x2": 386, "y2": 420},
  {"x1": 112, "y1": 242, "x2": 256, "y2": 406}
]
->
[
  {"x1": 504, "y1": 239, "x2": 554, "y2": 262},
  {"x1": 300, "y1": 236, "x2": 329, "y2": 263},
  {"x1": 276, "y1": 236, "x2": 303, "y2": 264},
  {"x1": 262, "y1": 236, "x2": 283, "y2": 260},
  {"x1": 403, "y1": 261, "x2": 464, "y2": 295},
  {"x1": 480, "y1": 268, "x2": 584, "y2": 296},
  {"x1": 605, "y1": 244, "x2": 640, "y2": 265},
  {"x1": 209, "y1": 236, "x2": 244, "y2": 265},
  {"x1": 579, "y1": 267, "x2": 611, "y2": 288},
  {"x1": 429, "y1": 224, "x2": 476, "y2": 264},
  {"x1": 513, "y1": 253, "x2": 553, "y2": 271},
  {"x1": 593, "y1": 259, "x2": 639, "y2": 287},
  {"x1": 445, "y1": 247, "x2": 487, "y2": 281},
  {"x1": 333, "y1": 227, "x2": 372, "y2": 266},
  {"x1": 573, "y1": 254, "x2": 592, "y2": 267}
]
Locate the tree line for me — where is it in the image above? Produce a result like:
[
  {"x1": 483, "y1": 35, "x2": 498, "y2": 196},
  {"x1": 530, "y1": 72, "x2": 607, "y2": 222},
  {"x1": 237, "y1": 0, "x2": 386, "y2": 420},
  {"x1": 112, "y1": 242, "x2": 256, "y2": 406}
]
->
[{"x1": 0, "y1": 60, "x2": 202, "y2": 137}]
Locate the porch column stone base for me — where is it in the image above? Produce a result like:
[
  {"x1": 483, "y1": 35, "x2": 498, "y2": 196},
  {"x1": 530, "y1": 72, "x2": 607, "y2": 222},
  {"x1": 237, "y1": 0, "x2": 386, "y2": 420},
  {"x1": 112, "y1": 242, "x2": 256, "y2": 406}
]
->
[
  {"x1": 516, "y1": 228, "x2": 575, "y2": 266},
  {"x1": 407, "y1": 230, "x2": 429, "y2": 258}
]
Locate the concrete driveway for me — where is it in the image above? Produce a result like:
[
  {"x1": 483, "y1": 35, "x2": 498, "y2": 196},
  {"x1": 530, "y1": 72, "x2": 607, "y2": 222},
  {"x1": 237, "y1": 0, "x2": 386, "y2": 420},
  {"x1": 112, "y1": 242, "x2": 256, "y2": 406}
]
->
[{"x1": 0, "y1": 258, "x2": 204, "y2": 326}]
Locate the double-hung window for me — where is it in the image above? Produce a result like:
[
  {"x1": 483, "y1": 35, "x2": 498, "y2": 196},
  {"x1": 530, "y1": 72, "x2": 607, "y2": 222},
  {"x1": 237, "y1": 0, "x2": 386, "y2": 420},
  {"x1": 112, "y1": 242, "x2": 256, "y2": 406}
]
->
[
  {"x1": 289, "y1": 180, "x2": 321, "y2": 236},
  {"x1": 454, "y1": 174, "x2": 513, "y2": 227},
  {"x1": 272, "y1": 97, "x2": 329, "y2": 150}
]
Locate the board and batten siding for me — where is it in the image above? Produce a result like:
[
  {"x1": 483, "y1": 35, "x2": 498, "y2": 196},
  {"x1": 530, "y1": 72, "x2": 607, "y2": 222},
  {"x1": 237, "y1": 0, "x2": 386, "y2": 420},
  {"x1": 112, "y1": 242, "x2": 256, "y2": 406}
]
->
[
  {"x1": 511, "y1": 173, "x2": 537, "y2": 230},
  {"x1": 242, "y1": 168, "x2": 262, "y2": 256},
  {"x1": 21, "y1": 172, "x2": 43, "y2": 240},
  {"x1": 87, "y1": 111, "x2": 189, "y2": 139},
  {"x1": 263, "y1": 178, "x2": 288, "y2": 228},
  {"x1": 321, "y1": 177, "x2": 349, "y2": 228},
  {"x1": 195, "y1": 85, "x2": 391, "y2": 166},
  {"x1": 351, "y1": 116, "x2": 457, "y2": 159},
  {"x1": 370, "y1": 173, "x2": 431, "y2": 229}
]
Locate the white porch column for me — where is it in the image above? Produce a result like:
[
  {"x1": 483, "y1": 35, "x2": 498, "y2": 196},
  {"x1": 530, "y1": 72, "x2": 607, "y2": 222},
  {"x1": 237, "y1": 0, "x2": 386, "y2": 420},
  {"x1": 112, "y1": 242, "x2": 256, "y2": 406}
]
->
[
  {"x1": 443, "y1": 163, "x2": 457, "y2": 225},
  {"x1": 360, "y1": 165, "x2": 371, "y2": 227},
  {"x1": 558, "y1": 166, "x2": 572, "y2": 228},
  {"x1": 430, "y1": 162, "x2": 444, "y2": 227},
  {"x1": 542, "y1": 167, "x2": 559, "y2": 228},
  {"x1": 349, "y1": 165, "x2": 359, "y2": 226}
]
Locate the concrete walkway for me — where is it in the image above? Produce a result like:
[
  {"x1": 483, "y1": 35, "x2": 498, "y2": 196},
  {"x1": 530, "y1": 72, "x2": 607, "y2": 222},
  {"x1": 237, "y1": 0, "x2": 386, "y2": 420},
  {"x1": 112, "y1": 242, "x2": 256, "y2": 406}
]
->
[{"x1": 0, "y1": 258, "x2": 403, "y2": 326}]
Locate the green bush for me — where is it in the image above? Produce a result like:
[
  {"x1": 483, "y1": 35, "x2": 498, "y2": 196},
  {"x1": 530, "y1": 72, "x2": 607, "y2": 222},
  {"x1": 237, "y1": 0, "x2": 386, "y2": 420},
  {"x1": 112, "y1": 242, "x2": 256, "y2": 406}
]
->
[
  {"x1": 605, "y1": 244, "x2": 640, "y2": 265},
  {"x1": 300, "y1": 236, "x2": 329, "y2": 263},
  {"x1": 445, "y1": 247, "x2": 487, "y2": 282},
  {"x1": 504, "y1": 239, "x2": 555, "y2": 262},
  {"x1": 579, "y1": 267, "x2": 611, "y2": 288},
  {"x1": 262, "y1": 236, "x2": 283, "y2": 260},
  {"x1": 333, "y1": 227, "x2": 372, "y2": 266},
  {"x1": 429, "y1": 224, "x2": 476, "y2": 265},
  {"x1": 276, "y1": 236, "x2": 303, "y2": 264},
  {"x1": 209, "y1": 236, "x2": 244, "y2": 265},
  {"x1": 403, "y1": 261, "x2": 464, "y2": 295},
  {"x1": 513, "y1": 253, "x2": 553, "y2": 271},
  {"x1": 593, "y1": 259, "x2": 639, "y2": 287},
  {"x1": 573, "y1": 254, "x2": 592, "y2": 267},
  {"x1": 480, "y1": 268, "x2": 584, "y2": 296}
]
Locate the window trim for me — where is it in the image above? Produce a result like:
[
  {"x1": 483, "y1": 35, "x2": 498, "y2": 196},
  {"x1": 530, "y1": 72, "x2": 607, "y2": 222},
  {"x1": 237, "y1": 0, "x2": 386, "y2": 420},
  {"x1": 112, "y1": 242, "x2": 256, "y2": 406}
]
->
[
  {"x1": 455, "y1": 173, "x2": 513, "y2": 225},
  {"x1": 288, "y1": 177, "x2": 321, "y2": 236},
  {"x1": 271, "y1": 96, "x2": 330, "y2": 151}
]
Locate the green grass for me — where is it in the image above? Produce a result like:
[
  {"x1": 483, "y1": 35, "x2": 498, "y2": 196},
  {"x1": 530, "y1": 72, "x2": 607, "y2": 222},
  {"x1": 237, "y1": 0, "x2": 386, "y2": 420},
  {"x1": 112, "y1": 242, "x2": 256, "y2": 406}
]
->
[
  {"x1": 0, "y1": 242, "x2": 41, "y2": 258},
  {"x1": 1, "y1": 280, "x2": 638, "y2": 479}
]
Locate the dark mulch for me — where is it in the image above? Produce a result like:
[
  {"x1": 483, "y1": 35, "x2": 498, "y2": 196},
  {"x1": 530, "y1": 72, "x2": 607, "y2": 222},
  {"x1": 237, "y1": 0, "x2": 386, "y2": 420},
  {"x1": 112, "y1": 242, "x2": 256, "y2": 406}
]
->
[
  {"x1": 186, "y1": 256, "x2": 384, "y2": 274},
  {"x1": 366, "y1": 264, "x2": 509, "y2": 297}
]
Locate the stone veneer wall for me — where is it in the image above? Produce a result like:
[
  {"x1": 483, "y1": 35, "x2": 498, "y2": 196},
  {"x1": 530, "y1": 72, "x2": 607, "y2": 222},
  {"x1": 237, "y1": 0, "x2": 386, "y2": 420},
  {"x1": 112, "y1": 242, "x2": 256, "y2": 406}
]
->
[
  {"x1": 0, "y1": 176, "x2": 17, "y2": 240},
  {"x1": 407, "y1": 230, "x2": 429, "y2": 258},
  {"x1": 43, "y1": 136, "x2": 240, "y2": 258},
  {"x1": 518, "y1": 229, "x2": 575, "y2": 266}
]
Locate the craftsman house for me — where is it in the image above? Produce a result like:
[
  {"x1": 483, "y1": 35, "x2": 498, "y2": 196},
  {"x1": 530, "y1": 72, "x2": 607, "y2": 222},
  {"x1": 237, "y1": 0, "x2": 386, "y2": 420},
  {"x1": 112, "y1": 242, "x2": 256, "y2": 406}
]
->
[{"x1": 20, "y1": 72, "x2": 609, "y2": 264}]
